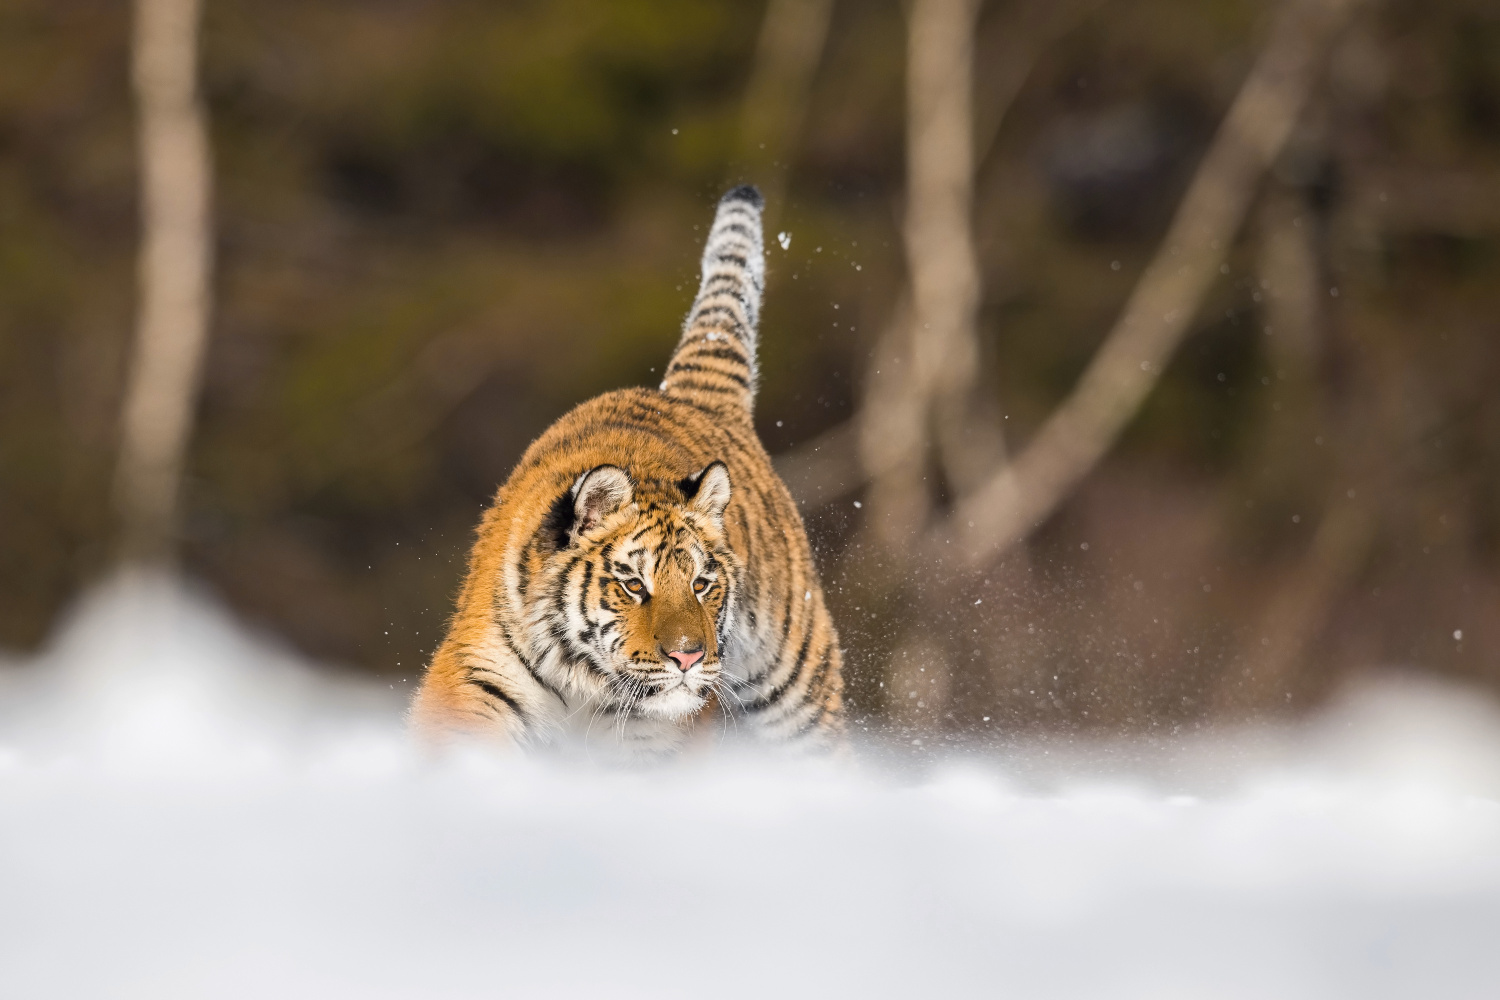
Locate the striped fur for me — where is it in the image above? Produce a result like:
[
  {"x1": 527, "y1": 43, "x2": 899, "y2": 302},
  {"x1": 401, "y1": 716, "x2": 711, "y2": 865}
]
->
[{"x1": 410, "y1": 186, "x2": 845, "y2": 757}]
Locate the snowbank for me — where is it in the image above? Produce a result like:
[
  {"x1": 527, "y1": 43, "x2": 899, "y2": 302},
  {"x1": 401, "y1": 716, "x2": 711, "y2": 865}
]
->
[{"x1": 2, "y1": 575, "x2": 1497, "y2": 999}]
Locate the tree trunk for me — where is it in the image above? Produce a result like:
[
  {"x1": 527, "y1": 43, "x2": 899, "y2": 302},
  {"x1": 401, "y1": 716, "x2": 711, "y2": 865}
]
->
[{"x1": 114, "y1": 0, "x2": 214, "y2": 566}]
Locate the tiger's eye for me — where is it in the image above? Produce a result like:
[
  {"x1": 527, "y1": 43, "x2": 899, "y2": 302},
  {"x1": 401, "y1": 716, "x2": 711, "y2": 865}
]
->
[
  {"x1": 623, "y1": 579, "x2": 645, "y2": 594},
  {"x1": 693, "y1": 578, "x2": 709, "y2": 593}
]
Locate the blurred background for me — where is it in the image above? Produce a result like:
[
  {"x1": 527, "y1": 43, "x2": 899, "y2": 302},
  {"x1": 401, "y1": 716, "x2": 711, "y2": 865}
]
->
[{"x1": 1, "y1": 0, "x2": 1496, "y2": 740}]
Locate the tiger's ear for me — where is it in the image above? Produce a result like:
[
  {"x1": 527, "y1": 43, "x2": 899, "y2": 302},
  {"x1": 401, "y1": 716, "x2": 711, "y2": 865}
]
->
[
  {"x1": 572, "y1": 465, "x2": 633, "y2": 539},
  {"x1": 683, "y1": 461, "x2": 731, "y2": 524}
]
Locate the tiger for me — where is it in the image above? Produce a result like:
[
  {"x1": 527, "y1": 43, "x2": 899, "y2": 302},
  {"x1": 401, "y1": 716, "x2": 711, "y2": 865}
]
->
[{"x1": 409, "y1": 185, "x2": 845, "y2": 757}]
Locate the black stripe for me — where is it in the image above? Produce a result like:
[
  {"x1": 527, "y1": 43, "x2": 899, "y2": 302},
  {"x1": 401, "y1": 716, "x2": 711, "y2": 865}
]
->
[
  {"x1": 516, "y1": 547, "x2": 533, "y2": 595},
  {"x1": 700, "y1": 276, "x2": 749, "y2": 299},
  {"x1": 640, "y1": 397, "x2": 727, "y2": 446},
  {"x1": 801, "y1": 643, "x2": 835, "y2": 711},
  {"x1": 468, "y1": 674, "x2": 527, "y2": 723},
  {"x1": 796, "y1": 706, "x2": 844, "y2": 743},
  {"x1": 512, "y1": 418, "x2": 677, "y2": 478},
  {"x1": 607, "y1": 408, "x2": 705, "y2": 454},
  {"x1": 671, "y1": 394, "x2": 728, "y2": 418},
  {"x1": 688, "y1": 314, "x2": 747, "y2": 336},
  {"x1": 689, "y1": 304, "x2": 748, "y2": 327},
  {"x1": 747, "y1": 626, "x2": 813, "y2": 712},
  {"x1": 784, "y1": 702, "x2": 827, "y2": 740},
  {"x1": 766, "y1": 589, "x2": 794, "y2": 665},
  {"x1": 683, "y1": 344, "x2": 751, "y2": 365},
  {"x1": 576, "y1": 418, "x2": 680, "y2": 448},
  {"x1": 552, "y1": 555, "x2": 581, "y2": 610},
  {"x1": 577, "y1": 560, "x2": 594, "y2": 628},
  {"x1": 666, "y1": 361, "x2": 750, "y2": 388},
  {"x1": 499, "y1": 625, "x2": 562, "y2": 707},
  {"x1": 696, "y1": 290, "x2": 752, "y2": 313},
  {"x1": 667, "y1": 378, "x2": 742, "y2": 397}
]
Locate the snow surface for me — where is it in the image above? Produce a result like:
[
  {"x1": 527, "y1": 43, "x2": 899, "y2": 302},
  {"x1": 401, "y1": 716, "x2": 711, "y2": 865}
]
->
[{"x1": 2, "y1": 575, "x2": 1498, "y2": 999}]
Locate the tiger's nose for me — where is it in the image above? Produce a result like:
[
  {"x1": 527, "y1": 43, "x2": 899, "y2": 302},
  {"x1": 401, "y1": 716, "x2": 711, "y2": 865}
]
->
[{"x1": 666, "y1": 648, "x2": 704, "y2": 672}]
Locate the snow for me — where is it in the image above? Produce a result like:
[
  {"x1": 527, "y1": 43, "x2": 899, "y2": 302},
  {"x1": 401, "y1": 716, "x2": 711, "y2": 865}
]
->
[{"x1": 2, "y1": 575, "x2": 1498, "y2": 999}]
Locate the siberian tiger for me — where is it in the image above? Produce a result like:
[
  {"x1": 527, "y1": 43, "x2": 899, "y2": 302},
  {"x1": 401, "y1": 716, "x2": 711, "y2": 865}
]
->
[{"x1": 410, "y1": 186, "x2": 845, "y2": 756}]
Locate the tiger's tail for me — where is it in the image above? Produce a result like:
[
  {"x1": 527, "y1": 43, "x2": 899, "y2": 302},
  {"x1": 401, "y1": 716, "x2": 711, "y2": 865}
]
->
[{"x1": 660, "y1": 185, "x2": 765, "y2": 415}]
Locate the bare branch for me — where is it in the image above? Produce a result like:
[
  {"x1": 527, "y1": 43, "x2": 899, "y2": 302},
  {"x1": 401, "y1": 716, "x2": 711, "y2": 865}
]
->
[
  {"x1": 973, "y1": 0, "x2": 1097, "y2": 169},
  {"x1": 939, "y1": 0, "x2": 1366, "y2": 567},
  {"x1": 737, "y1": 0, "x2": 837, "y2": 223},
  {"x1": 1224, "y1": 500, "x2": 1376, "y2": 712},
  {"x1": 114, "y1": 0, "x2": 214, "y2": 565},
  {"x1": 860, "y1": 0, "x2": 984, "y2": 548},
  {"x1": 771, "y1": 0, "x2": 1080, "y2": 511}
]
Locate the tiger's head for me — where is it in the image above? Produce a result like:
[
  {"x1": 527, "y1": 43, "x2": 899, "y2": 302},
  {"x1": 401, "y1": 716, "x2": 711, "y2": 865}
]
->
[{"x1": 527, "y1": 461, "x2": 740, "y2": 721}]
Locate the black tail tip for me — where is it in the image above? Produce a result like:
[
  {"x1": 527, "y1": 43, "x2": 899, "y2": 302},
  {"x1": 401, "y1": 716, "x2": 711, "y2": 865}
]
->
[{"x1": 719, "y1": 184, "x2": 764, "y2": 211}]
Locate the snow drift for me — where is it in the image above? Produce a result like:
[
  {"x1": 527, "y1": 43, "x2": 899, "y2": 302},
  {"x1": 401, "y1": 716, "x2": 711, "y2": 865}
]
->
[{"x1": 2, "y1": 574, "x2": 1497, "y2": 999}]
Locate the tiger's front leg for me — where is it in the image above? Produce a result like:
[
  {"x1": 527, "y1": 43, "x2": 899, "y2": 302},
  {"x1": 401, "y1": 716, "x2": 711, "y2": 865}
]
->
[{"x1": 408, "y1": 631, "x2": 554, "y2": 750}]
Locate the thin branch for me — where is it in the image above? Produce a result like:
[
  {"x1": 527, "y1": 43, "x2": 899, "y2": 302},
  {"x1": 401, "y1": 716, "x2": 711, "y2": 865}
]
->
[
  {"x1": 973, "y1": 0, "x2": 1097, "y2": 170},
  {"x1": 1230, "y1": 499, "x2": 1375, "y2": 710},
  {"x1": 771, "y1": 0, "x2": 1077, "y2": 509},
  {"x1": 737, "y1": 0, "x2": 837, "y2": 226},
  {"x1": 114, "y1": 0, "x2": 214, "y2": 565},
  {"x1": 860, "y1": 0, "x2": 984, "y2": 548},
  {"x1": 939, "y1": 0, "x2": 1366, "y2": 567}
]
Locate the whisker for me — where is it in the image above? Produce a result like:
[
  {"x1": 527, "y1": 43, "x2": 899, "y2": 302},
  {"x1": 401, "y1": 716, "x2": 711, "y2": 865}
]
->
[{"x1": 708, "y1": 677, "x2": 742, "y2": 741}]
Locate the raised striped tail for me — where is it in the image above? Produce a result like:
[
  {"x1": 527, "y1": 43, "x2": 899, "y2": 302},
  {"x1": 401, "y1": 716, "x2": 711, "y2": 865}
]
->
[{"x1": 660, "y1": 185, "x2": 765, "y2": 414}]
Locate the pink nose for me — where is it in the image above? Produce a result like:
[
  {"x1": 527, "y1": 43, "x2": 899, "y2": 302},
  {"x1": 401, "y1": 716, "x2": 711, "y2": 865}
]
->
[{"x1": 667, "y1": 649, "x2": 704, "y2": 672}]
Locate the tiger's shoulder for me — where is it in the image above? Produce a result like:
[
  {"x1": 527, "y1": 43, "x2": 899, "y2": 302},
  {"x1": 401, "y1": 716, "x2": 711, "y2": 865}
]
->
[{"x1": 499, "y1": 386, "x2": 768, "y2": 522}]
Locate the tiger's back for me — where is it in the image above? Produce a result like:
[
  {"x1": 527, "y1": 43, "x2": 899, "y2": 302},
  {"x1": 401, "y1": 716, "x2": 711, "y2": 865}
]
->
[{"x1": 411, "y1": 187, "x2": 844, "y2": 755}]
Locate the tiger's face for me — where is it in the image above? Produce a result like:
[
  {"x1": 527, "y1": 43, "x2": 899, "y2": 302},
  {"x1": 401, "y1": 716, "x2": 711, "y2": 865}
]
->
[{"x1": 528, "y1": 462, "x2": 739, "y2": 721}]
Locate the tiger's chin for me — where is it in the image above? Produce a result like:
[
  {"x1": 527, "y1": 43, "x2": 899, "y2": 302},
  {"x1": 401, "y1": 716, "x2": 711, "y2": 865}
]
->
[{"x1": 635, "y1": 683, "x2": 712, "y2": 721}]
